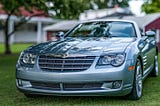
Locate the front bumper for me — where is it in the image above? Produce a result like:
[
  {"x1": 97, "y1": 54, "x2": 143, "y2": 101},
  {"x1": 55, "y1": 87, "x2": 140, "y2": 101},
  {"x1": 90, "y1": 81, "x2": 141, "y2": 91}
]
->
[{"x1": 16, "y1": 59, "x2": 135, "y2": 96}]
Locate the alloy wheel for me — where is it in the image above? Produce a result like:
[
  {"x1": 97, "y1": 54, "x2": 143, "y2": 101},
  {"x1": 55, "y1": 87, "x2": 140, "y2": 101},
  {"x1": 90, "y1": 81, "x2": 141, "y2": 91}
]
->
[
  {"x1": 135, "y1": 61, "x2": 142, "y2": 98},
  {"x1": 155, "y1": 55, "x2": 159, "y2": 76}
]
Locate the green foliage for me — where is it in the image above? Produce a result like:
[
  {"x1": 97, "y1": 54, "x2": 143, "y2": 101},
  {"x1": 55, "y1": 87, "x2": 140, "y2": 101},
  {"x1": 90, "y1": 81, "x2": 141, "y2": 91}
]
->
[
  {"x1": 51, "y1": 0, "x2": 91, "y2": 19},
  {"x1": 0, "y1": 0, "x2": 48, "y2": 15},
  {"x1": 51, "y1": 0, "x2": 129, "y2": 19},
  {"x1": 92, "y1": 0, "x2": 109, "y2": 9},
  {"x1": 142, "y1": 0, "x2": 160, "y2": 13},
  {"x1": 0, "y1": 0, "x2": 130, "y2": 22},
  {"x1": 115, "y1": 0, "x2": 129, "y2": 7},
  {"x1": 108, "y1": 0, "x2": 129, "y2": 8}
]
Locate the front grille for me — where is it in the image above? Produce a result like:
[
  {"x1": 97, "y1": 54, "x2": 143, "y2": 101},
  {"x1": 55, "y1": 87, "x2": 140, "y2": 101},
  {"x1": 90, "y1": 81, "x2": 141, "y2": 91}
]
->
[
  {"x1": 38, "y1": 55, "x2": 95, "y2": 72},
  {"x1": 30, "y1": 81, "x2": 102, "y2": 91}
]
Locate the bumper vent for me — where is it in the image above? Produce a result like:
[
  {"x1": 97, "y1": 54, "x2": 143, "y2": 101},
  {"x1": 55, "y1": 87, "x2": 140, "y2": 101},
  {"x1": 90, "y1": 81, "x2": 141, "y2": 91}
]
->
[
  {"x1": 38, "y1": 55, "x2": 95, "y2": 72},
  {"x1": 30, "y1": 81, "x2": 102, "y2": 91}
]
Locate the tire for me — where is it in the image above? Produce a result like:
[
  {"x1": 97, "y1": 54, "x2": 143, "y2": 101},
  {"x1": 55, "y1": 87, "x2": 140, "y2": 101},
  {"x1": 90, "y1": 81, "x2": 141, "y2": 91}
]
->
[
  {"x1": 150, "y1": 55, "x2": 159, "y2": 77},
  {"x1": 127, "y1": 59, "x2": 143, "y2": 100}
]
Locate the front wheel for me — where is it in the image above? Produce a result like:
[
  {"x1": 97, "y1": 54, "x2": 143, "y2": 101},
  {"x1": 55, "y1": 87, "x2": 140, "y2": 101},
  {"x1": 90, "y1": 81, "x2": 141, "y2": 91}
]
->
[{"x1": 127, "y1": 59, "x2": 143, "y2": 100}]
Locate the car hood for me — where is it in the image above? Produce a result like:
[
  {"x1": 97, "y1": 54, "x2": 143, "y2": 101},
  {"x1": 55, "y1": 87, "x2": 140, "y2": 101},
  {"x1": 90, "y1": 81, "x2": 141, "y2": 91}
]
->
[{"x1": 26, "y1": 37, "x2": 136, "y2": 56}]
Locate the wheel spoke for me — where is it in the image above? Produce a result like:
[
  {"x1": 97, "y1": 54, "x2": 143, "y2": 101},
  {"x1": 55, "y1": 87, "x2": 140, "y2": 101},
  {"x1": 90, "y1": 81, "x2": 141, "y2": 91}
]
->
[
  {"x1": 135, "y1": 61, "x2": 142, "y2": 97},
  {"x1": 155, "y1": 56, "x2": 159, "y2": 76}
]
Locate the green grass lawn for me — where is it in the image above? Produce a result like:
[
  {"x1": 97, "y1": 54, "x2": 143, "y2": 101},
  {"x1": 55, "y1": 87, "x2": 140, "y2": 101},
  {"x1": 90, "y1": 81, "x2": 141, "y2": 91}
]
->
[
  {"x1": 0, "y1": 44, "x2": 160, "y2": 106},
  {"x1": 0, "y1": 43, "x2": 34, "y2": 54}
]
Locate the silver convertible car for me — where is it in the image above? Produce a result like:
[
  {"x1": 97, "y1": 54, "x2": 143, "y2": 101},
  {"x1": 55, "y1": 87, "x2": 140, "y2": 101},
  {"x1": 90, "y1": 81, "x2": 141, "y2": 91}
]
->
[{"x1": 16, "y1": 20, "x2": 158, "y2": 100}]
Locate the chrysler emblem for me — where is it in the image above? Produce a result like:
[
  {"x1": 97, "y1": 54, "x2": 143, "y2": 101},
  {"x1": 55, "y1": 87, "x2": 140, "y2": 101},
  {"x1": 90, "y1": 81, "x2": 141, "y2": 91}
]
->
[
  {"x1": 51, "y1": 54, "x2": 68, "y2": 58},
  {"x1": 61, "y1": 54, "x2": 67, "y2": 58}
]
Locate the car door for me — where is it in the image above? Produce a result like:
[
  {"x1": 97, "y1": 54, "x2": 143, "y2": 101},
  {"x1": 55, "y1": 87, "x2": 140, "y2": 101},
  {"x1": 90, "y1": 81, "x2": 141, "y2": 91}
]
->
[{"x1": 141, "y1": 37, "x2": 156, "y2": 75}]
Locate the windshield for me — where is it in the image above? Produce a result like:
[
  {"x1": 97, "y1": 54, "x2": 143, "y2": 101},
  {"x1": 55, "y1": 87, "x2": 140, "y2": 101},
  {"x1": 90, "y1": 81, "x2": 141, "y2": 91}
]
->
[{"x1": 67, "y1": 21, "x2": 136, "y2": 37}]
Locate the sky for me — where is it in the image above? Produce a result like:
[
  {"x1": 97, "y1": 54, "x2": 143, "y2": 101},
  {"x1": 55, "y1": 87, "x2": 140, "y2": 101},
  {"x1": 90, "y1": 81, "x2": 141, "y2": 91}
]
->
[{"x1": 129, "y1": 0, "x2": 145, "y2": 16}]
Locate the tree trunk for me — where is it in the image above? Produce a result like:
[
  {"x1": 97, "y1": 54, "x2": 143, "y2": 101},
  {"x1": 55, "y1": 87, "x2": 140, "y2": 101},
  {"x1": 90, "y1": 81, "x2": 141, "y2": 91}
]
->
[
  {"x1": 4, "y1": 15, "x2": 12, "y2": 54},
  {"x1": 4, "y1": 32, "x2": 11, "y2": 54},
  {"x1": 3, "y1": 11, "x2": 38, "y2": 54}
]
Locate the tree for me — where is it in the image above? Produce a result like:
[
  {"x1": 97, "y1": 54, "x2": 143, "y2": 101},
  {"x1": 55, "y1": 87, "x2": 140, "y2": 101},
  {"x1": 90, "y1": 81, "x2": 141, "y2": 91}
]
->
[
  {"x1": 106, "y1": 0, "x2": 129, "y2": 8},
  {"x1": 142, "y1": 0, "x2": 160, "y2": 13},
  {"x1": 51, "y1": 0, "x2": 129, "y2": 19},
  {"x1": 51, "y1": 0, "x2": 91, "y2": 19},
  {"x1": 0, "y1": 0, "x2": 49, "y2": 54},
  {"x1": 91, "y1": 0, "x2": 109, "y2": 9}
]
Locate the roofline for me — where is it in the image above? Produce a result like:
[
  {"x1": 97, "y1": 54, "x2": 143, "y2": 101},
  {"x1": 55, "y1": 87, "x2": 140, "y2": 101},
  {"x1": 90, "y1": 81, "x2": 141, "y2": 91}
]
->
[
  {"x1": 80, "y1": 19, "x2": 137, "y2": 24},
  {"x1": 141, "y1": 13, "x2": 160, "y2": 27},
  {"x1": 43, "y1": 20, "x2": 80, "y2": 31},
  {"x1": 143, "y1": 16, "x2": 160, "y2": 28},
  {"x1": 0, "y1": 14, "x2": 60, "y2": 23}
]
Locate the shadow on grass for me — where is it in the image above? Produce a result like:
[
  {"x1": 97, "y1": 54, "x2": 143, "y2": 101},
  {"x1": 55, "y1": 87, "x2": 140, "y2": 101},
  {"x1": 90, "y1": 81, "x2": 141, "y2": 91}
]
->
[{"x1": 18, "y1": 95, "x2": 132, "y2": 103}]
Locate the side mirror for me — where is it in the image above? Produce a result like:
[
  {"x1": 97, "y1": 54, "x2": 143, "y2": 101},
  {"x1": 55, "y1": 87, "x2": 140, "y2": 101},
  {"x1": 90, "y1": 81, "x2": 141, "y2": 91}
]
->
[
  {"x1": 57, "y1": 31, "x2": 65, "y2": 40},
  {"x1": 145, "y1": 31, "x2": 155, "y2": 37}
]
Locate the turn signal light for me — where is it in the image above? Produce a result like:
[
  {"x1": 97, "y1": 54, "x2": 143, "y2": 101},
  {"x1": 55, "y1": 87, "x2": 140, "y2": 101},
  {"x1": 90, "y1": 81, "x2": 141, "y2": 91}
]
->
[{"x1": 128, "y1": 66, "x2": 135, "y2": 71}]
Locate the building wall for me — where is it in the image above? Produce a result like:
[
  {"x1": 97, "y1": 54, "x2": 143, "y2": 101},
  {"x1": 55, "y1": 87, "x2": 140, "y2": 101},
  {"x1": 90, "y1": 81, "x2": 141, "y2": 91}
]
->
[
  {"x1": 0, "y1": 31, "x2": 4, "y2": 43},
  {"x1": 0, "y1": 23, "x2": 38, "y2": 43},
  {"x1": 145, "y1": 18, "x2": 160, "y2": 31},
  {"x1": 15, "y1": 23, "x2": 37, "y2": 43},
  {"x1": 145, "y1": 18, "x2": 160, "y2": 42},
  {"x1": 0, "y1": 30, "x2": 37, "y2": 43},
  {"x1": 14, "y1": 31, "x2": 37, "y2": 43},
  {"x1": 144, "y1": 18, "x2": 160, "y2": 51},
  {"x1": 0, "y1": 15, "x2": 57, "y2": 43}
]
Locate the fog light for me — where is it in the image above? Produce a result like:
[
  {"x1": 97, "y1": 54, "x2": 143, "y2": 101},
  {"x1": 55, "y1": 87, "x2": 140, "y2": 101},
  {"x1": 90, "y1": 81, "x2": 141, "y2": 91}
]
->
[
  {"x1": 112, "y1": 81, "x2": 122, "y2": 89},
  {"x1": 17, "y1": 79, "x2": 22, "y2": 86},
  {"x1": 17, "y1": 79, "x2": 32, "y2": 88},
  {"x1": 101, "y1": 82, "x2": 113, "y2": 89},
  {"x1": 21, "y1": 80, "x2": 32, "y2": 88}
]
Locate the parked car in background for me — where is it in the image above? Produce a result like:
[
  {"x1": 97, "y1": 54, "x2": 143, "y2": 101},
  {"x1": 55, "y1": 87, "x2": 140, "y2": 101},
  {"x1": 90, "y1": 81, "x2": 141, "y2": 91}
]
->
[{"x1": 16, "y1": 20, "x2": 158, "y2": 100}]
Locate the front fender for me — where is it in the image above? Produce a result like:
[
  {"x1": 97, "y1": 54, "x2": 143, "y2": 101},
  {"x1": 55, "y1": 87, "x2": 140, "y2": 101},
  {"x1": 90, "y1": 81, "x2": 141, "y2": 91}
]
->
[{"x1": 125, "y1": 38, "x2": 145, "y2": 76}]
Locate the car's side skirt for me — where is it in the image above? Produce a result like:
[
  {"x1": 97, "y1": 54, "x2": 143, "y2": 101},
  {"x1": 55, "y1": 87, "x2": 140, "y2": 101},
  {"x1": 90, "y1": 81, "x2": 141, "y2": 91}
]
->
[{"x1": 142, "y1": 64, "x2": 154, "y2": 80}]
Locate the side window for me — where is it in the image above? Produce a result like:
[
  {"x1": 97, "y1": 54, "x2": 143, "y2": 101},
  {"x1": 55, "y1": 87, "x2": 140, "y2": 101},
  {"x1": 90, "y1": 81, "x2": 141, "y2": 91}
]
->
[{"x1": 109, "y1": 22, "x2": 135, "y2": 37}]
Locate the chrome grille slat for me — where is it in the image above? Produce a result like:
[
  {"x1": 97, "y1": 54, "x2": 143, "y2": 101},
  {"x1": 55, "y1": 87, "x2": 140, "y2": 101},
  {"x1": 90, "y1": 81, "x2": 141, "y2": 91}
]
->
[
  {"x1": 39, "y1": 58, "x2": 95, "y2": 61},
  {"x1": 38, "y1": 55, "x2": 95, "y2": 72},
  {"x1": 39, "y1": 62, "x2": 92, "y2": 65},
  {"x1": 40, "y1": 67, "x2": 89, "y2": 70}
]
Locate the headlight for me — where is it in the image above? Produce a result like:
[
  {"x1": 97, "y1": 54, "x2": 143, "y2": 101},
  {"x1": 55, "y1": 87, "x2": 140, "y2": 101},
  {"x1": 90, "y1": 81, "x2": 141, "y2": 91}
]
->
[
  {"x1": 21, "y1": 53, "x2": 36, "y2": 65},
  {"x1": 98, "y1": 53, "x2": 125, "y2": 67}
]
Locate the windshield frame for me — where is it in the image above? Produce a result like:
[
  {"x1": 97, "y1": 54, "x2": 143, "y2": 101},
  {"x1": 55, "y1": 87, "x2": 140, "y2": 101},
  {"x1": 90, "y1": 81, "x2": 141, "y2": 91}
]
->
[{"x1": 65, "y1": 21, "x2": 137, "y2": 38}]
